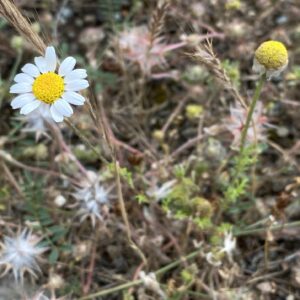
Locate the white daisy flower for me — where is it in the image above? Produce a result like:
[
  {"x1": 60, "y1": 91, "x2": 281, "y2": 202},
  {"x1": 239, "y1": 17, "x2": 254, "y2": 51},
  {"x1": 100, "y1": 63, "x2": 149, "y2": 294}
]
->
[
  {"x1": 10, "y1": 46, "x2": 89, "y2": 122},
  {"x1": 0, "y1": 229, "x2": 47, "y2": 283}
]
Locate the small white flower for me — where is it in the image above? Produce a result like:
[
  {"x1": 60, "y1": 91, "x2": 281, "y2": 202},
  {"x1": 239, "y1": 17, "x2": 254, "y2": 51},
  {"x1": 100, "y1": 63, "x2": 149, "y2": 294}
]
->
[
  {"x1": 21, "y1": 108, "x2": 54, "y2": 140},
  {"x1": 0, "y1": 229, "x2": 47, "y2": 283},
  {"x1": 73, "y1": 182, "x2": 111, "y2": 227},
  {"x1": 146, "y1": 180, "x2": 176, "y2": 201},
  {"x1": 10, "y1": 46, "x2": 89, "y2": 122},
  {"x1": 139, "y1": 271, "x2": 166, "y2": 299},
  {"x1": 220, "y1": 231, "x2": 236, "y2": 261}
]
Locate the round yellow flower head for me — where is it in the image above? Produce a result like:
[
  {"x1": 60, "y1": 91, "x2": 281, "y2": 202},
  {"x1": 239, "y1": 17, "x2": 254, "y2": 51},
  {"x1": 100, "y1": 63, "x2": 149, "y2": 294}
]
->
[{"x1": 253, "y1": 40, "x2": 288, "y2": 79}]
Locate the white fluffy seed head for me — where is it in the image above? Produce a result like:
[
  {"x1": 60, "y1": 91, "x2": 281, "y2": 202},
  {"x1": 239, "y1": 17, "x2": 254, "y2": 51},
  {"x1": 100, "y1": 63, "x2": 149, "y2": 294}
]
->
[
  {"x1": 73, "y1": 182, "x2": 111, "y2": 227},
  {"x1": 0, "y1": 229, "x2": 47, "y2": 283}
]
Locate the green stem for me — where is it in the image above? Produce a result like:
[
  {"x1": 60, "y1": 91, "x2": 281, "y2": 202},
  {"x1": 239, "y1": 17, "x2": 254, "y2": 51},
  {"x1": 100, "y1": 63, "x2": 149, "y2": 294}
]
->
[
  {"x1": 0, "y1": 49, "x2": 23, "y2": 108},
  {"x1": 239, "y1": 73, "x2": 266, "y2": 152},
  {"x1": 234, "y1": 220, "x2": 300, "y2": 236}
]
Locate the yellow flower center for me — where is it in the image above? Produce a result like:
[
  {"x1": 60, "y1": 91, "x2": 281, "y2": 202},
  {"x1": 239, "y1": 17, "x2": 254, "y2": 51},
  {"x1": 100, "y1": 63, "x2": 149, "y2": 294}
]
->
[
  {"x1": 255, "y1": 41, "x2": 288, "y2": 70},
  {"x1": 32, "y1": 72, "x2": 64, "y2": 104}
]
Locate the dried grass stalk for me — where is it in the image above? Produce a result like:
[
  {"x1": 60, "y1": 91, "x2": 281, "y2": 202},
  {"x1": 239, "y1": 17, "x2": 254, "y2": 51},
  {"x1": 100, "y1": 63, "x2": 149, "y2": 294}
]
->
[
  {"x1": 148, "y1": 0, "x2": 170, "y2": 46},
  {"x1": 0, "y1": 0, "x2": 46, "y2": 54},
  {"x1": 194, "y1": 40, "x2": 246, "y2": 108}
]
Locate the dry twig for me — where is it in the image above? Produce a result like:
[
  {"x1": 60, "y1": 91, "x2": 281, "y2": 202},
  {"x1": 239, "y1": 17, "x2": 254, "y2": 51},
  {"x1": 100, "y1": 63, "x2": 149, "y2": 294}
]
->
[{"x1": 193, "y1": 40, "x2": 247, "y2": 108}]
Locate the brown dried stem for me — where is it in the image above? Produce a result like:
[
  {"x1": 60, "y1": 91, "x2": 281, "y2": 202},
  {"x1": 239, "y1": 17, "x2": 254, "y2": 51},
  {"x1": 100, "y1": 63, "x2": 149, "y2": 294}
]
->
[
  {"x1": 193, "y1": 40, "x2": 247, "y2": 108},
  {"x1": 148, "y1": 0, "x2": 170, "y2": 48}
]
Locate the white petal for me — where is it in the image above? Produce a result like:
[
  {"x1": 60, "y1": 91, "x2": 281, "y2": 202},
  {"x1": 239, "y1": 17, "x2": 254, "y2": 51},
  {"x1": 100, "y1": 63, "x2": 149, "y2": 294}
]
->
[
  {"x1": 11, "y1": 93, "x2": 35, "y2": 109},
  {"x1": 50, "y1": 105, "x2": 64, "y2": 122},
  {"x1": 62, "y1": 91, "x2": 85, "y2": 105},
  {"x1": 65, "y1": 80, "x2": 89, "y2": 91},
  {"x1": 64, "y1": 69, "x2": 87, "y2": 82},
  {"x1": 45, "y1": 46, "x2": 57, "y2": 72},
  {"x1": 20, "y1": 100, "x2": 41, "y2": 115},
  {"x1": 37, "y1": 103, "x2": 52, "y2": 119},
  {"x1": 21, "y1": 63, "x2": 40, "y2": 77},
  {"x1": 53, "y1": 98, "x2": 73, "y2": 117},
  {"x1": 252, "y1": 58, "x2": 265, "y2": 74},
  {"x1": 14, "y1": 73, "x2": 34, "y2": 84},
  {"x1": 59, "y1": 57, "x2": 76, "y2": 76},
  {"x1": 10, "y1": 83, "x2": 32, "y2": 94},
  {"x1": 34, "y1": 57, "x2": 48, "y2": 73}
]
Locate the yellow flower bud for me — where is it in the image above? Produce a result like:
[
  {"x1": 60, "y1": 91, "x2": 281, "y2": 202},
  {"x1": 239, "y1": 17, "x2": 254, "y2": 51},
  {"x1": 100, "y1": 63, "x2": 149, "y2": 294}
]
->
[
  {"x1": 225, "y1": 0, "x2": 241, "y2": 10},
  {"x1": 11, "y1": 36, "x2": 24, "y2": 51},
  {"x1": 185, "y1": 104, "x2": 203, "y2": 120},
  {"x1": 253, "y1": 40, "x2": 288, "y2": 79}
]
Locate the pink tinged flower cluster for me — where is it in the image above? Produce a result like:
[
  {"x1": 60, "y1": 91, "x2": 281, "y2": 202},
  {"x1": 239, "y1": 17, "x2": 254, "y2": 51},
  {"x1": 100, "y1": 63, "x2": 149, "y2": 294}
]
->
[
  {"x1": 118, "y1": 26, "x2": 185, "y2": 73},
  {"x1": 226, "y1": 102, "x2": 267, "y2": 147}
]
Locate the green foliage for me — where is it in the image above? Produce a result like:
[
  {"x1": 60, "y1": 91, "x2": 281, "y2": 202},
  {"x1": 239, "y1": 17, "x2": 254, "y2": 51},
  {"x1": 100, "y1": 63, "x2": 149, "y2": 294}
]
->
[
  {"x1": 180, "y1": 264, "x2": 198, "y2": 284},
  {"x1": 225, "y1": 0, "x2": 241, "y2": 10},
  {"x1": 182, "y1": 65, "x2": 210, "y2": 84},
  {"x1": 73, "y1": 145, "x2": 99, "y2": 163},
  {"x1": 98, "y1": 0, "x2": 124, "y2": 24},
  {"x1": 223, "y1": 145, "x2": 257, "y2": 205},
  {"x1": 162, "y1": 166, "x2": 213, "y2": 229},
  {"x1": 135, "y1": 193, "x2": 149, "y2": 204},
  {"x1": 193, "y1": 215, "x2": 212, "y2": 229},
  {"x1": 22, "y1": 174, "x2": 71, "y2": 264},
  {"x1": 0, "y1": 19, "x2": 7, "y2": 29},
  {"x1": 210, "y1": 223, "x2": 233, "y2": 245},
  {"x1": 22, "y1": 143, "x2": 49, "y2": 160},
  {"x1": 222, "y1": 59, "x2": 240, "y2": 88},
  {"x1": 108, "y1": 163, "x2": 134, "y2": 188},
  {"x1": 0, "y1": 185, "x2": 10, "y2": 211},
  {"x1": 286, "y1": 66, "x2": 300, "y2": 83},
  {"x1": 87, "y1": 67, "x2": 118, "y2": 93}
]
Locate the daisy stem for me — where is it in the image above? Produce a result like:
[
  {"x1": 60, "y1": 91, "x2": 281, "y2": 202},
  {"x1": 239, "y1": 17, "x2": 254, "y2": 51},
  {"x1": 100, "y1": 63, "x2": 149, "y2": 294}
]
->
[{"x1": 239, "y1": 73, "x2": 266, "y2": 153}]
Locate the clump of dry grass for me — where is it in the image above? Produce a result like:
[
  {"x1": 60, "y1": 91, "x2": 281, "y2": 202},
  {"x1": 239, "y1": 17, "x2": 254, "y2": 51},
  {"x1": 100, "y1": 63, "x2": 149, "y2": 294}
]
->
[
  {"x1": 0, "y1": 0, "x2": 46, "y2": 54},
  {"x1": 148, "y1": 0, "x2": 170, "y2": 47},
  {"x1": 194, "y1": 40, "x2": 246, "y2": 107}
]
